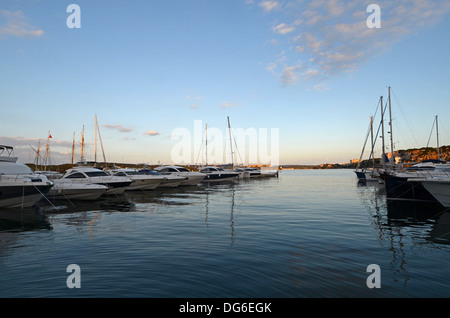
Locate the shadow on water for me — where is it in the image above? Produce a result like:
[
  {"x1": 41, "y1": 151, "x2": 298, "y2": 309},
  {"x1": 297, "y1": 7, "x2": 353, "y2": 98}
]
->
[
  {"x1": 0, "y1": 208, "x2": 52, "y2": 232},
  {"x1": 357, "y1": 178, "x2": 450, "y2": 245}
]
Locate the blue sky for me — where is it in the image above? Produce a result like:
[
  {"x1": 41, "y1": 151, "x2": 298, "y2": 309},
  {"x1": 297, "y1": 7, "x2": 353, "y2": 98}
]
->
[{"x1": 1, "y1": 0, "x2": 450, "y2": 166}]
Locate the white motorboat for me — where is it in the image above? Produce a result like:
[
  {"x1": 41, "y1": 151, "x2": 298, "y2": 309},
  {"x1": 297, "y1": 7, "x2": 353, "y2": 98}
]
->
[
  {"x1": 106, "y1": 168, "x2": 165, "y2": 190},
  {"x1": 154, "y1": 166, "x2": 206, "y2": 186},
  {"x1": 59, "y1": 166, "x2": 132, "y2": 195},
  {"x1": 0, "y1": 146, "x2": 54, "y2": 208},
  {"x1": 233, "y1": 168, "x2": 251, "y2": 179},
  {"x1": 242, "y1": 167, "x2": 262, "y2": 178},
  {"x1": 47, "y1": 180, "x2": 108, "y2": 201},
  {"x1": 199, "y1": 166, "x2": 239, "y2": 183},
  {"x1": 260, "y1": 169, "x2": 279, "y2": 178},
  {"x1": 408, "y1": 176, "x2": 450, "y2": 208},
  {"x1": 138, "y1": 169, "x2": 185, "y2": 188}
]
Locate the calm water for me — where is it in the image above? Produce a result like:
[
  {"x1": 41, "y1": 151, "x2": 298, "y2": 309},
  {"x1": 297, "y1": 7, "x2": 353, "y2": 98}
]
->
[{"x1": 1, "y1": 169, "x2": 450, "y2": 298}]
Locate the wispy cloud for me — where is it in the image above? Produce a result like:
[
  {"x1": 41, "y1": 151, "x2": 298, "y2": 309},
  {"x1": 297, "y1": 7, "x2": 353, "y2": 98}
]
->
[
  {"x1": 259, "y1": 1, "x2": 280, "y2": 12},
  {"x1": 103, "y1": 124, "x2": 133, "y2": 133},
  {"x1": 143, "y1": 130, "x2": 160, "y2": 136},
  {"x1": 272, "y1": 23, "x2": 295, "y2": 35},
  {"x1": 259, "y1": 0, "x2": 450, "y2": 87},
  {"x1": 221, "y1": 102, "x2": 240, "y2": 109},
  {"x1": 0, "y1": 10, "x2": 44, "y2": 38}
]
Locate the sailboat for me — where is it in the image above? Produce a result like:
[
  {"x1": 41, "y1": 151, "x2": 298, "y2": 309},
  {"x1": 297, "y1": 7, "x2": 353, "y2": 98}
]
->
[
  {"x1": 197, "y1": 122, "x2": 239, "y2": 183},
  {"x1": 355, "y1": 87, "x2": 396, "y2": 181},
  {"x1": 383, "y1": 115, "x2": 450, "y2": 202},
  {"x1": 226, "y1": 116, "x2": 278, "y2": 178}
]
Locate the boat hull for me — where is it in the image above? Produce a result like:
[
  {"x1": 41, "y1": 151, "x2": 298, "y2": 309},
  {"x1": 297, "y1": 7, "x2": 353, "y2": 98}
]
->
[
  {"x1": 127, "y1": 178, "x2": 163, "y2": 191},
  {"x1": 422, "y1": 181, "x2": 450, "y2": 208},
  {"x1": 0, "y1": 184, "x2": 53, "y2": 208},
  {"x1": 201, "y1": 173, "x2": 238, "y2": 183},
  {"x1": 47, "y1": 182, "x2": 107, "y2": 201},
  {"x1": 384, "y1": 174, "x2": 437, "y2": 202}
]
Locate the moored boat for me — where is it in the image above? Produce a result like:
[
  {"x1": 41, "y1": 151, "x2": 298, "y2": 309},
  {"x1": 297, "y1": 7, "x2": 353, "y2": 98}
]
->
[
  {"x1": 47, "y1": 180, "x2": 108, "y2": 201},
  {"x1": 59, "y1": 166, "x2": 132, "y2": 195},
  {"x1": 199, "y1": 166, "x2": 239, "y2": 183},
  {"x1": 154, "y1": 166, "x2": 206, "y2": 186},
  {"x1": 0, "y1": 146, "x2": 54, "y2": 208},
  {"x1": 106, "y1": 168, "x2": 165, "y2": 190}
]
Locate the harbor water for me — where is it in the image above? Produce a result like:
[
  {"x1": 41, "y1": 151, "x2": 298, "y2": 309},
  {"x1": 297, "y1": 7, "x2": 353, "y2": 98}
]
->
[{"x1": 1, "y1": 169, "x2": 450, "y2": 298}]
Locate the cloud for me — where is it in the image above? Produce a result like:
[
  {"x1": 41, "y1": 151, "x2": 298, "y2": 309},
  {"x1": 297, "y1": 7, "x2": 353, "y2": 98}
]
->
[
  {"x1": 221, "y1": 102, "x2": 240, "y2": 109},
  {"x1": 259, "y1": 0, "x2": 450, "y2": 87},
  {"x1": 272, "y1": 23, "x2": 295, "y2": 35},
  {"x1": 103, "y1": 124, "x2": 133, "y2": 133},
  {"x1": 189, "y1": 104, "x2": 199, "y2": 109},
  {"x1": 259, "y1": 1, "x2": 280, "y2": 12},
  {"x1": 0, "y1": 10, "x2": 44, "y2": 38},
  {"x1": 144, "y1": 130, "x2": 160, "y2": 136}
]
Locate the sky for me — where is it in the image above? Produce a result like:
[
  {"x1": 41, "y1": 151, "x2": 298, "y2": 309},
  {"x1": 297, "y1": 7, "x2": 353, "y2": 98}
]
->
[{"x1": 1, "y1": 0, "x2": 450, "y2": 167}]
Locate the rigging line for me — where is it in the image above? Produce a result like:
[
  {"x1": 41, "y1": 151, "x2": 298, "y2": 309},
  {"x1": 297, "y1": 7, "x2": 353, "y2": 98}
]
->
[
  {"x1": 356, "y1": 122, "x2": 372, "y2": 169},
  {"x1": 33, "y1": 184, "x2": 60, "y2": 212},
  {"x1": 195, "y1": 130, "x2": 205, "y2": 166},
  {"x1": 391, "y1": 88, "x2": 420, "y2": 147},
  {"x1": 426, "y1": 117, "x2": 436, "y2": 148}
]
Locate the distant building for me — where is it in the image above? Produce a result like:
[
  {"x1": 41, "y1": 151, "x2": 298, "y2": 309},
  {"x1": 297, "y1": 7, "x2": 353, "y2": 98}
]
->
[{"x1": 350, "y1": 159, "x2": 361, "y2": 164}]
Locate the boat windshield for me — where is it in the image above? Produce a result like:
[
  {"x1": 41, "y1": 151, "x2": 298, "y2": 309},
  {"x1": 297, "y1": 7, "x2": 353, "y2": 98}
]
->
[
  {"x1": 0, "y1": 162, "x2": 34, "y2": 175},
  {"x1": 177, "y1": 168, "x2": 190, "y2": 172},
  {"x1": 85, "y1": 171, "x2": 109, "y2": 177}
]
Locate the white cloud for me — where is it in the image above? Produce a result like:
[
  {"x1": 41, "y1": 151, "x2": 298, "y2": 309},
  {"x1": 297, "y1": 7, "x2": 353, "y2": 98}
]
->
[
  {"x1": 259, "y1": 1, "x2": 280, "y2": 12},
  {"x1": 0, "y1": 10, "x2": 44, "y2": 38},
  {"x1": 144, "y1": 130, "x2": 160, "y2": 136},
  {"x1": 103, "y1": 124, "x2": 133, "y2": 133},
  {"x1": 257, "y1": 0, "x2": 450, "y2": 86},
  {"x1": 221, "y1": 102, "x2": 240, "y2": 108},
  {"x1": 272, "y1": 23, "x2": 295, "y2": 34}
]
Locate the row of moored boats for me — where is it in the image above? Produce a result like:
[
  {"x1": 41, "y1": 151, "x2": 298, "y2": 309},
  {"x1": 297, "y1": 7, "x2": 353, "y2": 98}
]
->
[
  {"x1": 0, "y1": 145, "x2": 278, "y2": 209},
  {"x1": 356, "y1": 161, "x2": 450, "y2": 209},
  {"x1": 354, "y1": 86, "x2": 449, "y2": 208}
]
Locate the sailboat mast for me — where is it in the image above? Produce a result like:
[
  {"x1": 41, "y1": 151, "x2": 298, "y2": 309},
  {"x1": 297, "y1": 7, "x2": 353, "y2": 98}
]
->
[
  {"x1": 35, "y1": 139, "x2": 41, "y2": 168},
  {"x1": 95, "y1": 115, "x2": 98, "y2": 163},
  {"x1": 227, "y1": 116, "x2": 234, "y2": 168},
  {"x1": 388, "y1": 87, "x2": 394, "y2": 164},
  {"x1": 205, "y1": 123, "x2": 208, "y2": 166},
  {"x1": 380, "y1": 96, "x2": 386, "y2": 170},
  {"x1": 436, "y1": 115, "x2": 440, "y2": 162},
  {"x1": 96, "y1": 115, "x2": 107, "y2": 165},
  {"x1": 80, "y1": 125, "x2": 85, "y2": 162},
  {"x1": 370, "y1": 116, "x2": 375, "y2": 169},
  {"x1": 71, "y1": 132, "x2": 75, "y2": 168}
]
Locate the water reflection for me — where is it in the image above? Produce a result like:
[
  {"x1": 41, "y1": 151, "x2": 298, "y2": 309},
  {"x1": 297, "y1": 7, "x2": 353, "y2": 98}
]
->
[
  {"x1": 357, "y1": 179, "x2": 450, "y2": 290},
  {"x1": 357, "y1": 179, "x2": 450, "y2": 244}
]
